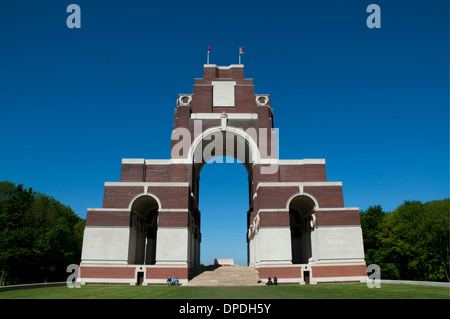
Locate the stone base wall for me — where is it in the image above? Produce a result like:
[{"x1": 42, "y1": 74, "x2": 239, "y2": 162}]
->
[
  {"x1": 78, "y1": 265, "x2": 189, "y2": 286},
  {"x1": 257, "y1": 263, "x2": 367, "y2": 285}
]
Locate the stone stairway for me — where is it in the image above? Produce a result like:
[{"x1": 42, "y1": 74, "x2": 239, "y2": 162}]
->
[{"x1": 186, "y1": 265, "x2": 263, "y2": 286}]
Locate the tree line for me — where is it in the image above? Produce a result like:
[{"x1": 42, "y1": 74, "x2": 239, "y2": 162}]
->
[
  {"x1": 0, "y1": 181, "x2": 84, "y2": 284},
  {"x1": 360, "y1": 199, "x2": 449, "y2": 282}
]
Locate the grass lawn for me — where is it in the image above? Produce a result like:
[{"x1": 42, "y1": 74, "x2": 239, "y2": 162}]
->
[{"x1": 0, "y1": 283, "x2": 449, "y2": 299}]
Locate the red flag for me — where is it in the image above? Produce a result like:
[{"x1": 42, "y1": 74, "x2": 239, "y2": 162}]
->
[
  {"x1": 208, "y1": 45, "x2": 211, "y2": 52},
  {"x1": 239, "y1": 47, "x2": 244, "y2": 55}
]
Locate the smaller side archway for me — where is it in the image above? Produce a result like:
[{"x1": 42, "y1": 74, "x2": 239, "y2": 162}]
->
[
  {"x1": 288, "y1": 194, "x2": 316, "y2": 264},
  {"x1": 129, "y1": 194, "x2": 160, "y2": 265}
]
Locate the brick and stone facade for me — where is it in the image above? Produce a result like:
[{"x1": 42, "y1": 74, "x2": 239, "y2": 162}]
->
[{"x1": 78, "y1": 64, "x2": 367, "y2": 285}]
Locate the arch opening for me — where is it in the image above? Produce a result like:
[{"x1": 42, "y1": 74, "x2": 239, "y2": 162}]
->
[
  {"x1": 130, "y1": 195, "x2": 159, "y2": 265},
  {"x1": 198, "y1": 157, "x2": 250, "y2": 265},
  {"x1": 191, "y1": 128, "x2": 257, "y2": 266},
  {"x1": 289, "y1": 195, "x2": 315, "y2": 264}
]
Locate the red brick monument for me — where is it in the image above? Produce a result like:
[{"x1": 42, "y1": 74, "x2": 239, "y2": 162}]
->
[{"x1": 78, "y1": 64, "x2": 367, "y2": 285}]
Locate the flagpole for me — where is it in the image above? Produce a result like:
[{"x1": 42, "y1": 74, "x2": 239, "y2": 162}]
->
[
  {"x1": 207, "y1": 45, "x2": 211, "y2": 64},
  {"x1": 238, "y1": 47, "x2": 243, "y2": 65},
  {"x1": 239, "y1": 47, "x2": 241, "y2": 65}
]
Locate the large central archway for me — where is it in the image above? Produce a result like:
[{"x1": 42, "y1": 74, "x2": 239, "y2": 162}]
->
[
  {"x1": 198, "y1": 157, "x2": 249, "y2": 265},
  {"x1": 189, "y1": 127, "x2": 258, "y2": 266}
]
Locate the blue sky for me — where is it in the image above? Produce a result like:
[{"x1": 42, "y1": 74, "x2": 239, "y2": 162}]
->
[{"x1": 0, "y1": 1, "x2": 448, "y2": 266}]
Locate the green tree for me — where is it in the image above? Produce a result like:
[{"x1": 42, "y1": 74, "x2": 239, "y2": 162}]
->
[
  {"x1": 418, "y1": 199, "x2": 449, "y2": 281},
  {"x1": 30, "y1": 193, "x2": 85, "y2": 282},
  {"x1": 0, "y1": 181, "x2": 85, "y2": 284},
  {"x1": 360, "y1": 205, "x2": 386, "y2": 266},
  {"x1": 375, "y1": 199, "x2": 449, "y2": 281},
  {"x1": 0, "y1": 183, "x2": 35, "y2": 284}
]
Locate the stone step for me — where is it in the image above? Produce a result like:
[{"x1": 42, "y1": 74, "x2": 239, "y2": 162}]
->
[{"x1": 187, "y1": 265, "x2": 263, "y2": 287}]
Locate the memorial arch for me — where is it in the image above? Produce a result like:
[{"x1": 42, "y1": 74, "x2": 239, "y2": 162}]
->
[{"x1": 78, "y1": 64, "x2": 367, "y2": 285}]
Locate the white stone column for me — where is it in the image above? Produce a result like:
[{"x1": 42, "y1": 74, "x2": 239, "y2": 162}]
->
[
  {"x1": 81, "y1": 226, "x2": 131, "y2": 265},
  {"x1": 309, "y1": 227, "x2": 318, "y2": 262},
  {"x1": 155, "y1": 227, "x2": 189, "y2": 266},
  {"x1": 314, "y1": 226, "x2": 365, "y2": 263},
  {"x1": 255, "y1": 227, "x2": 292, "y2": 266},
  {"x1": 248, "y1": 236, "x2": 255, "y2": 266}
]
